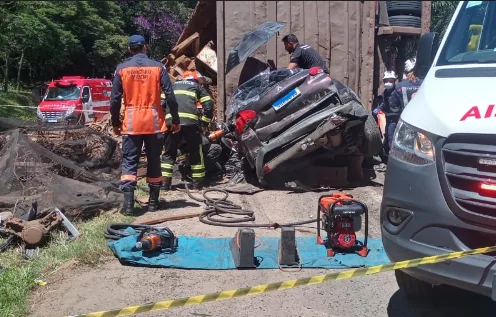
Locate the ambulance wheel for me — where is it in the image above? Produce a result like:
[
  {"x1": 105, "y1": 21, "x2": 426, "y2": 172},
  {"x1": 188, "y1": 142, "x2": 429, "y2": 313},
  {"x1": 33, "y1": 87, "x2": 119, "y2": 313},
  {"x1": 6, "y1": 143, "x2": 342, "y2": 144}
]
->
[{"x1": 395, "y1": 270, "x2": 436, "y2": 298}]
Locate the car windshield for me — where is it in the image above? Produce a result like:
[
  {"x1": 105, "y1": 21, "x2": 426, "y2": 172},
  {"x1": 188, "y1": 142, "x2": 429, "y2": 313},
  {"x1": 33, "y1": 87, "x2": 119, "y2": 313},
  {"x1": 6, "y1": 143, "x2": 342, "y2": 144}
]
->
[
  {"x1": 437, "y1": 1, "x2": 496, "y2": 66},
  {"x1": 44, "y1": 86, "x2": 81, "y2": 101}
]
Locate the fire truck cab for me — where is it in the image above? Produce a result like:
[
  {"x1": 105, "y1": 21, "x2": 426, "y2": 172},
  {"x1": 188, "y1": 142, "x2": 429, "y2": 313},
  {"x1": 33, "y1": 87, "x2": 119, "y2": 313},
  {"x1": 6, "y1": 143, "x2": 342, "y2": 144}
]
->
[{"x1": 36, "y1": 76, "x2": 112, "y2": 125}]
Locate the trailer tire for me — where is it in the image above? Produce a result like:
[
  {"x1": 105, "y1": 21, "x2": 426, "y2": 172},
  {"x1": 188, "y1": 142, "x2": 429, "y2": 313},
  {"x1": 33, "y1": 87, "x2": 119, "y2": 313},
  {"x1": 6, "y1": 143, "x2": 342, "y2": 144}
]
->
[
  {"x1": 386, "y1": 1, "x2": 422, "y2": 16},
  {"x1": 388, "y1": 15, "x2": 422, "y2": 28}
]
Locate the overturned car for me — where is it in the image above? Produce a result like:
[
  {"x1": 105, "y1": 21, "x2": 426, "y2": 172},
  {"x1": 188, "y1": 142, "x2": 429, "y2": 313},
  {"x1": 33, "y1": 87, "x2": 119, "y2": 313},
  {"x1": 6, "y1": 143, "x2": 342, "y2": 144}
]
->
[{"x1": 213, "y1": 66, "x2": 382, "y2": 186}]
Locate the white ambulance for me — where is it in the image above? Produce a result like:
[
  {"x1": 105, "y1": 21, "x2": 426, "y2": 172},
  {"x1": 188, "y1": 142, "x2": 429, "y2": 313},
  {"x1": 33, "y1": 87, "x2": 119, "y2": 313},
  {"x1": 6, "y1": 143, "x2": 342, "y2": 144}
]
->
[{"x1": 381, "y1": 1, "x2": 496, "y2": 300}]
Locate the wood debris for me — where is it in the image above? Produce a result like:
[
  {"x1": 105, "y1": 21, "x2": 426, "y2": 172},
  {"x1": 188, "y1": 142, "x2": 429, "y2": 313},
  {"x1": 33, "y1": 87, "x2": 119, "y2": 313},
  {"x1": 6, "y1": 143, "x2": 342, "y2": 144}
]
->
[{"x1": 161, "y1": 33, "x2": 218, "y2": 121}]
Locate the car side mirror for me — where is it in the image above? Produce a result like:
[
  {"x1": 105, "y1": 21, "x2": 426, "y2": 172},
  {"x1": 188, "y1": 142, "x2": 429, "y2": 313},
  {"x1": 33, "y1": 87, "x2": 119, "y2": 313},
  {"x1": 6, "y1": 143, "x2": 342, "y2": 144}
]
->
[
  {"x1": 82, "y1": 94, "x2": 90, "y2": 103},
  {"x1": 414, "y1": 32, "x2": 440, "y2": 79}
]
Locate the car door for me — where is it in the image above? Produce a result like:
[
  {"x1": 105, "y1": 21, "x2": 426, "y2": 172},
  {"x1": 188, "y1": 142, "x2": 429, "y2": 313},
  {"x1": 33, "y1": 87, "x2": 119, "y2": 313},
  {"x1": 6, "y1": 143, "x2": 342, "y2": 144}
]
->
[{"x1": 81, "y1": 86, "x2": 93, "y2": 122}]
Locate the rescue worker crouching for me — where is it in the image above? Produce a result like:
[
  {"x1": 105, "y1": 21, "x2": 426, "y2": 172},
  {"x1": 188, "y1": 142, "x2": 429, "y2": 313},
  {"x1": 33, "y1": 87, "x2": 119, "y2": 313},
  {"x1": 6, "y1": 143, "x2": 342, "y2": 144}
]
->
[
  {"x1": 110, "y1": 35, "x2": 181, "y2": 216},
  {"x1": 161, "y1": 71, "x2": 214, "y2": 191},
  {"x1": 387, "y1": 58, "x2": 423, "y2": 151}
]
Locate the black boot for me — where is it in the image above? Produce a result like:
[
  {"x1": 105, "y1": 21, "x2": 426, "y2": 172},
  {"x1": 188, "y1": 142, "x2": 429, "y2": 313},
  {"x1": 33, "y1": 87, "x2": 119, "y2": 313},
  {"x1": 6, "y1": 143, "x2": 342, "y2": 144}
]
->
[
  {"x1": 147, "y1": 185, "x2": 161, "y2": 212},
  {"x1": 122, "y1": 187, "x2": 135, "y2": 216},
  {"x1": 161, "y1": 177, "x2": 172, "y2": 190}
]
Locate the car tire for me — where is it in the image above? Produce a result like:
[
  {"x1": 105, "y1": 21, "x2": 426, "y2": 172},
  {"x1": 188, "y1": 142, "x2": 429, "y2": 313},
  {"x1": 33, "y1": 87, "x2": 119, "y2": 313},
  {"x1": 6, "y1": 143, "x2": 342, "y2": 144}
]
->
[
  {"x1": 350, "y1": 101, "x2": 383, "y2": 157},
  {"x1": 388, "y1": 15, "x2": 422, "y2": 28},
  {"x1": 395, "y1": 270, "x2": 436, "y2": 298},
  {"x1": 387, "y1": 1, "x2": 422, "y2": 16}
]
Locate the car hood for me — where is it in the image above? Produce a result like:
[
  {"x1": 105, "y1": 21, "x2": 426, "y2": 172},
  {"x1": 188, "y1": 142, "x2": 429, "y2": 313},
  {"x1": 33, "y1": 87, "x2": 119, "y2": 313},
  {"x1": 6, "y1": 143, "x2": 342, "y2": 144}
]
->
[
  {"x1": 225, "y1": 21, "x2": 286, "y2": 75},
  {"x1": 401, "y1": 67, "x2": 496, "y2": 137},
  {"x1": 39, "y1": 100, "x2": 79, "y2": 111}
]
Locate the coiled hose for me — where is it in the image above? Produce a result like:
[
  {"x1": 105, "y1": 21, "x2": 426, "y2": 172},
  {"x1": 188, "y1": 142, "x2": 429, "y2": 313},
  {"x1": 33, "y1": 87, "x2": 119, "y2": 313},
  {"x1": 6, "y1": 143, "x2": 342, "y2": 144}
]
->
[
  {"x1": 104, "y1": 223, "x2": 160, "y2": 240},
  {"x1": 180, "y1": 183, "x2": 317, "y2": 228}
]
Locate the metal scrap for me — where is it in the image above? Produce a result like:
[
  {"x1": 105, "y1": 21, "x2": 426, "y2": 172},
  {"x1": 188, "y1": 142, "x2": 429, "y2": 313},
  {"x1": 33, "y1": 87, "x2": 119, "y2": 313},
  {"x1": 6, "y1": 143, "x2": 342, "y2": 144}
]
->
[{"x1": 4, "y1": 211, "x2": 63, "y2": 246}]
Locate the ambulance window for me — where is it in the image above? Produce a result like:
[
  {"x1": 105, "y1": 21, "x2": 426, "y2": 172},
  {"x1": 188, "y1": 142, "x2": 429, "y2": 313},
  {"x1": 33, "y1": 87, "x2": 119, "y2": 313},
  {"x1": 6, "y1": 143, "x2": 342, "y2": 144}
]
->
[
  {"x1": 44, "y1": 86, "x2": 81, "y2": 101},
  {"x1": 437, "y1": 1, "x2": 496, "y2": 65}
]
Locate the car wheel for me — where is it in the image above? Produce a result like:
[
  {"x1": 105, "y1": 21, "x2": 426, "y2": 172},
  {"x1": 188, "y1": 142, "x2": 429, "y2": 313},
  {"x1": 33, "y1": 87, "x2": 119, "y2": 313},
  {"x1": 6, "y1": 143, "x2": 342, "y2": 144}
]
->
[
  {"x1": 388, "y1": 15, "x2": 422, "y2": 28},
  {"x1": 387, "y1": 1, "x2": 422, "y2": 16},
  {"x1": 395, "y1": 270, "x2": 436, "y2": 298}
]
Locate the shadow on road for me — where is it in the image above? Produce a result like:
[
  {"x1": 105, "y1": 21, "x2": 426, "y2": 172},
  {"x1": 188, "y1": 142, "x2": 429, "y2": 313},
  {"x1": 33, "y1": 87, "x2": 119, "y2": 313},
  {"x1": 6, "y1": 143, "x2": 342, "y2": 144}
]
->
[{"x1": 388, "y1": 288, "x2": 496, "y2": 317}]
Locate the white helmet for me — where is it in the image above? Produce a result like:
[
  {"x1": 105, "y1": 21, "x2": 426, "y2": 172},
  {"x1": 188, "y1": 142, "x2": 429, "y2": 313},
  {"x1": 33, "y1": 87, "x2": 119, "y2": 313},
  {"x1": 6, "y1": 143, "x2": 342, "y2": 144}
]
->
[
  {"x1": 404, "y1": 58, "x2": 416, "y2": 73},
  {"x1": 383, "y1": 70, "x2": 397, "y2": 80}
]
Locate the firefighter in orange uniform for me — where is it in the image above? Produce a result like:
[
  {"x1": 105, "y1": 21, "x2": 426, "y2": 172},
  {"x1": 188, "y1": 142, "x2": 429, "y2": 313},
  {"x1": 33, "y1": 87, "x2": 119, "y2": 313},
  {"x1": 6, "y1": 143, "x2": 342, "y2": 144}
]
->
[{"x1": 110, "y1": 35, "x2": 181, "y2": 215}]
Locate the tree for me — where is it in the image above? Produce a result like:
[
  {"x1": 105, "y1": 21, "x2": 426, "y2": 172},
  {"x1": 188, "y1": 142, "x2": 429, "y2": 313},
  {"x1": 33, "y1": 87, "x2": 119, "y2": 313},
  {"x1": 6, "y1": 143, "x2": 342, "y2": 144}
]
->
[
  {"x1": 431, "y1": 1, "x2": 459, "y2": 37},
  {"x1": 0, "y1": 0, "x2": 197, "y2": 90},
  {"x1": 118, "y1": 0, "x2": 196, "y2": 60}
]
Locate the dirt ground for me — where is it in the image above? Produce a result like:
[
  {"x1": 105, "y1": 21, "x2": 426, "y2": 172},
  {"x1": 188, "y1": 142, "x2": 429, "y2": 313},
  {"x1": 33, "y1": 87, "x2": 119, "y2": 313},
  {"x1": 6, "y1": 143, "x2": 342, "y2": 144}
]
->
[{"x1": 28, "y1": 171, "x2": 496, "y2": 317}]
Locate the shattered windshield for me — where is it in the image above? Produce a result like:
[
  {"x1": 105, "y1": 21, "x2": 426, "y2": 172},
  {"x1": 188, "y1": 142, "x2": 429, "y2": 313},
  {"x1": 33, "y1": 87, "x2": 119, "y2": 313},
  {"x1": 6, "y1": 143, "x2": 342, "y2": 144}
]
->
[
  {"x1": 437, "y1": 1, "x2": 496, "y2": 65},
  {"x1": 44, "y1": 86, "x2": 81, "y2": 101},
  {"x1": 226, "y1": 68, "x2": 303, "y2": 120}
]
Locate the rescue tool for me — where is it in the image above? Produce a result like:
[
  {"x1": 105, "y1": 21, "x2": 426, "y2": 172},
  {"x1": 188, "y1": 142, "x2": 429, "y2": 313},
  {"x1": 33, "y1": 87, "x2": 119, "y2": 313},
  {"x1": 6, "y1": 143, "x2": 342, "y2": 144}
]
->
[
  {"x1": 316, "y1": 193, "x2": 369, "y2": 257},
  {"x1": 135, "y1": 227, "x2": 178, "y2": 253}
]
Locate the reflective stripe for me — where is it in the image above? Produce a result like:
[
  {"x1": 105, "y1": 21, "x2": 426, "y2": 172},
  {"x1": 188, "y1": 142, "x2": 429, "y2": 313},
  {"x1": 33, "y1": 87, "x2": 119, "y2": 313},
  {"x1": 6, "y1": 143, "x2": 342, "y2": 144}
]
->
[
  {"x1": 201, "y1": 116, "x2": 211, "y2": 123},
  {"x1": 121, "y1": 174, "x2": 137, "y2": 181},
  {"x1": 174, "y1": 90, "x2": 197, "y2": 98},
  {"x1": 192, "y1": 172, "x2": 206, "y2": 178},
  {"x1": 177, "y1": 154, "x2": 186, "y2": 160},
  {"x1": 161, "y1": 163, "x2": 174, "y2": 169},
  {"x1": 401, "y1": 87, "x2": 409, "y2": 107},
  {"x1": 146, "y1": 176, "x2": 163, "y2": 183},
  {"x1": 162, "y1": 172, "x2": 173, "y2": 177},
  {"x1": 152, "y1": 104, "x2": 159, "y2": 133},
  {"x1": 126, "y1": 106, "x2": 134, "y2": 133},
  {"x1": 166, "y1": 112, "x2": 199, "y2": 120},
  {"x1": 191, "y1": 144, "x2": 205, "y2": 180},
  {"x1": 199, "y1": 96, "x2": 211, "y2": 103}
]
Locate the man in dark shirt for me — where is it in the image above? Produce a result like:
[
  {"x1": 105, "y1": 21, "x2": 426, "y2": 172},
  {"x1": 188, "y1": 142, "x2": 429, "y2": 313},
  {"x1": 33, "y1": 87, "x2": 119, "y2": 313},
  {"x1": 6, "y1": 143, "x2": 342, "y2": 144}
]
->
[{"x1": 282, "y1": 34, "x2": 330, "y2": 74}]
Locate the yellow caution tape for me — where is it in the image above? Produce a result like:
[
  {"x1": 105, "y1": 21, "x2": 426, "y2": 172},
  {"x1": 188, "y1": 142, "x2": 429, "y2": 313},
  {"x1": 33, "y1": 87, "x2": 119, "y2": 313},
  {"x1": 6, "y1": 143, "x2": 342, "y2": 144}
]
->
[{"x1": 66, "y1": 245, "x2": 496, "y2": 317}]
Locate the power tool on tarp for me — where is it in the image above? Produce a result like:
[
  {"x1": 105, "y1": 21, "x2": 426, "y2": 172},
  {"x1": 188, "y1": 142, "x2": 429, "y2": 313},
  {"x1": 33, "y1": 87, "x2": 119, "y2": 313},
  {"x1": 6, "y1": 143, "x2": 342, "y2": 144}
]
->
[
  {"x1": 316, "y1": 192, "x2": 369, "y2": 257},
  {"x1": 135, "y1": 227, "x2": 178, "y2": 253}
]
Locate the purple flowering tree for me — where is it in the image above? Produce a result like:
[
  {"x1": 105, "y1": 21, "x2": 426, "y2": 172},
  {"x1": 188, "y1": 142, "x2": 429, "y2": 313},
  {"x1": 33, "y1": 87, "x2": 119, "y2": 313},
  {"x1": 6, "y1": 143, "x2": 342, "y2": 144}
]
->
[{"x1": 128, "y1": 1, "x2": 193, "y2": 59}]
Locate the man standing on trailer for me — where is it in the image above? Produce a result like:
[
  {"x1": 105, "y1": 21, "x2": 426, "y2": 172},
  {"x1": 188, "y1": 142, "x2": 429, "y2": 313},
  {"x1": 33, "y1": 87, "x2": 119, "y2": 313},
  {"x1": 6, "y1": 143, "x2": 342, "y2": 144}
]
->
[
  {"x1": 110, "y1": 35, "x2": 181, "y2": 216},
  {"x1": 282, "y1": 33, "x2": 330, "y2": 75}
]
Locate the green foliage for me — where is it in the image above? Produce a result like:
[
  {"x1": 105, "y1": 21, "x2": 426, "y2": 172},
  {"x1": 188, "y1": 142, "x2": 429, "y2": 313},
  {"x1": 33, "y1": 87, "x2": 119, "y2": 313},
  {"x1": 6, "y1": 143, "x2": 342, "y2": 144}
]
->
[
  {"x1": 0, "y1": 0, "x2": 197, "y2": 93},
  {"x1": 0, "y1": 213, "x2": 134, "y2": 317},
  {"x1": 0, "y1": 92, "x2": 36, "y2": 119},
  {"x1": 431, "y1": 1, "x2": 459, "y2": 37}
]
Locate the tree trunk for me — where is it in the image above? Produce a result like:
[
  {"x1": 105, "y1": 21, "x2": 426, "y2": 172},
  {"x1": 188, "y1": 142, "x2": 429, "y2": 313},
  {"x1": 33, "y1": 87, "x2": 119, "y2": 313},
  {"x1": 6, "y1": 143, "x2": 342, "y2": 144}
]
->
[
  {"x1": 3, "y1": 51, "x2": 9, "y2": 93},
  {"x1": 16, "y1": 48, "x2": 24, "y2": 92},
  {"x1": 28, "y1": 62, "x2": 33, "y2": 86}
]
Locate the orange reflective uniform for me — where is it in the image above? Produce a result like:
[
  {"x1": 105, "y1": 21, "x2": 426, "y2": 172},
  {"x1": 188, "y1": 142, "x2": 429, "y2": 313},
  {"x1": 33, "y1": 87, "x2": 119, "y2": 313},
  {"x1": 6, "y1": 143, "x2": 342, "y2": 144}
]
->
[{"x1": 110, "y1": 53, "x2": 180, "y2": 135}]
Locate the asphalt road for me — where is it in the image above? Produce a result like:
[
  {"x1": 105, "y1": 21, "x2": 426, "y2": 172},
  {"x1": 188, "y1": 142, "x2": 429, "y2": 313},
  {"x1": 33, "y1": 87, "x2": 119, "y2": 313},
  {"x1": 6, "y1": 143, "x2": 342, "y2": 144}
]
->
[{"x1": 30, "y1": 176, "x2": 496, "y2": 317}]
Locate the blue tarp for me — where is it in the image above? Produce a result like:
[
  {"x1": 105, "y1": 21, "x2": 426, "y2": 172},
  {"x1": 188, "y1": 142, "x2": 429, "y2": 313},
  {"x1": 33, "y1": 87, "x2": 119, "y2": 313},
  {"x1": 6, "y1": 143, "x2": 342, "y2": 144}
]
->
[{"x1": 108, "y1": 229, "x2": 391, "y2": 269}]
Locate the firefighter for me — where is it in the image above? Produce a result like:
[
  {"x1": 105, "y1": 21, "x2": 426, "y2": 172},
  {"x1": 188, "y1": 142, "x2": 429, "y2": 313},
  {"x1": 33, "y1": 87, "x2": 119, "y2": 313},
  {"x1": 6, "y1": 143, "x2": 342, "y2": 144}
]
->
[
  {"x1": 110, "y1": 35, "x2": 181, "y2": 216},
  {"x1": 161, "y1": 71, "x2": 214, "y2": 190},
  {"x1": 387, "y1": 58, "x2": 423, "y2": 150}
]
